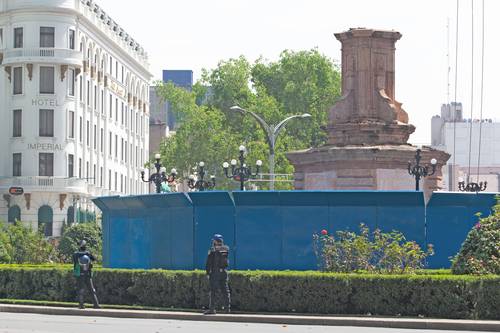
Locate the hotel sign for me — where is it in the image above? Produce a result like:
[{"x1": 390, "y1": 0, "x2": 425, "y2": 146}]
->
[
  {"x1": 27, "y1": 143, "x2": 64, "y2": 151},
  {"x1": 32, "y1": 98, "x2": 61, "y2": 107},
  {"x1": 109, "y1": 80, "x2": 126, "y2": 99}
]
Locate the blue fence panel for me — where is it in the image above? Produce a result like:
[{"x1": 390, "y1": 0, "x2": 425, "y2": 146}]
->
[
  {"x1": 328, "y1": 192, "x2": 378, "y2": 233},
  {"x1": 375, "y1": 192, "x2": 425, "y2": 247},
  {"x1": 167, "y1": 193, "x2": 194, "y2": 269},
  {"x1": 233, "y1": 192, "x2": 282, "y2": 270},
  {"x1": 280, "y1": 191, "x2": 329, "y2": 270},
  {"x1": 189, "y1": 191, "x2": 235, "y2": 270},
  {"x1": 122, "y1": 197, "x2": 150, "y2": 269},
  {"x1": 426, "y1": 192, "x2": 497, "y2": 268}
]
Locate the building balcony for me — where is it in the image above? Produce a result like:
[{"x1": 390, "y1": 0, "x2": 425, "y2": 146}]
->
[
  {"x1": 0, "y1": 176, "x2": 88, "y2": 194},
  {"x1": 1, "y1": 48, "x2": 83, "y2": 67}
]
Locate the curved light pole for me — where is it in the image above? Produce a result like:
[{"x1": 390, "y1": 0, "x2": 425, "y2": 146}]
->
[
  {"x1": 141, "y1": 153, "x2": 177, "y2": 193},
  {"x1": 230, "y1": 105, "x2": 311, "y2": 190},
  {"x1": 187, "y1": 161, "x2": 216, "y2": 191}
]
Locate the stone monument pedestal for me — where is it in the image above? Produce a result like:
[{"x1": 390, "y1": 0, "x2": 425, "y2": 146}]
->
[{"x1": 287, "y1": 28, "x2": 450, "y2": 198}]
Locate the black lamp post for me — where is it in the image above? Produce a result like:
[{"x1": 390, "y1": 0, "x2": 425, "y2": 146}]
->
[
  {"x1": 223, "y1": 145, "x2": 262, "y2": 191},
  {"x1": 187, "y1": 161, "x2": 216, "y2": 191},
  {"x1": 408, "y1": 149, "x2": 437, "y2": 191},
  {"x1": 458, "y1": 177, "x2": 487, "y2": 192},
  {"x1": 140, "y1": 153, "x2": 177, "y2": 194}
]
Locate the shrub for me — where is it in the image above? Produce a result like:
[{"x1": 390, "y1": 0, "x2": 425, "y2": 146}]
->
[
  {"x1": 452, "y1": 198, "x2": 500, "y2": 275},
  {"x1": 58, "y1": 222, "x2": 102, "y2": 263},
  {"x1": 314, "y1": 224, "x2": 433, "y2": 274},
  {"x1": 0, "y1": 221, "x2": 57, "y2": 264},
  {"x1": 0, "y1": 265, "x2": 498, "y2": 319}
]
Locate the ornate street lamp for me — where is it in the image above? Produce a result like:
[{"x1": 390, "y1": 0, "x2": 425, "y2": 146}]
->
[
  {"x1": 230, "y1": 105, "x2": 311, "y2": 190},
  {"x1": 458, "y1": 177, "x2": 487, "y2": 192},
  {"x1": 408, "y1": 149, "x2": 437, "y2": 191},
  {"x1": 187, "y1": 161, "x2": 216, "y2": 191},
  {"x1": 141, "y1": 153, "x2": 177, "y2": 194},
  {"x1": 223, "y1": 145, "x2": 262, "y2": 191}
]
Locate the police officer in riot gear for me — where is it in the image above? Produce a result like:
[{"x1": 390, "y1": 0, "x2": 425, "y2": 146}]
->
[
  {"x1": 204, "y1": 234, "x2": 230, "y2": 315},
  {"x1": 73, "y1": 240, "x2": 100, "y2": 309}
]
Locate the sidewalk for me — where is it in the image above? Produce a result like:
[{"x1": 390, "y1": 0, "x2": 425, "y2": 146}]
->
[{"x1": 1, "y1": 304, "x2": 499, "y2": 332}]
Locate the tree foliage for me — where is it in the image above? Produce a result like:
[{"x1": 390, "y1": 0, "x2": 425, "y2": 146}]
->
[
  {"x1": 452, "y1": 198, "x2": 500, "y2": 275},
  {"x1": 0, "y1": 221, "x2": 57, "y2": 264},
  {"x1": 58, "y1": 222, "x2": 102, "y2": 263},
  {"x1": 155, "y1": 49, "x2": 341, "y2": 190}
]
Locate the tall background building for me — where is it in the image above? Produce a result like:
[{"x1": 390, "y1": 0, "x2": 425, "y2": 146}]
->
[
  {"x1": 0, "y1": 0, "x2": 152, "y2": 236},
  {"x1": 148, "y1": 69, "x2": 193, "y2": 155},
  {"x1": 431, "y1": 103, "x2": 500, "y2": 191}
]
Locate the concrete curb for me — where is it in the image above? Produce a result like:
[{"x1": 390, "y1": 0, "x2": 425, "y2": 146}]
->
[{"x1": 1, "y1": 304, "x2": 499, "y2": 332}]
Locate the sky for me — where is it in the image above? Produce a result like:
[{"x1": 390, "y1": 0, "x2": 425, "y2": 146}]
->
[{"x1": 99, "y1": 0, "x2": 500, "y2": 145}]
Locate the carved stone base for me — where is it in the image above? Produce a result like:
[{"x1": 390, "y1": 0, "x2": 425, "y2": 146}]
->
[
  {"x1": 287, "y1": 145, "x2": 450, "y2": 200},
  {"x1": 327, "y1": 121, "x2": 415, "y2": 146}
]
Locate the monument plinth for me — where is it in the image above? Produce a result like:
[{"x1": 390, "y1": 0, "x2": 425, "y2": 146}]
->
[{"x1": 287, "y1": 28, "x2": 450, "y2": 198}]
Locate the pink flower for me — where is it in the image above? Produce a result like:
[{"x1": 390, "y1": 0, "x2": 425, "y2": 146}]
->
[
  {"x1": 321, "y1": 229, "x2": 328, "y2": 236},
  {"x1": 475, "y1": 223, "x2": 481, "y2": 230}
]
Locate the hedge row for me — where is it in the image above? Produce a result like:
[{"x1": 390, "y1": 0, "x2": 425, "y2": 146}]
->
[{"x1": 0, "y1": 266, "x2": 498, "y2": 319}]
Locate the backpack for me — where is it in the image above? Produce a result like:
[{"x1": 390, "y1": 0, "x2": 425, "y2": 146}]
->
[{"x1": 73, "y1": 254, "x2": 91, "y2": 277}]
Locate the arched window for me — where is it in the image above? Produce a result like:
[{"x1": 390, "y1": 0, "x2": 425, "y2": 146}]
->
[
  {"x1": 67, "y1": 206, "x2": 75, "y2": 226},
  {"x1": 38, "y1": 205, "x2": 53, "y2": 237},
  {"x1": 8, "y1": 205, "x2": 21, "y2": 223}
]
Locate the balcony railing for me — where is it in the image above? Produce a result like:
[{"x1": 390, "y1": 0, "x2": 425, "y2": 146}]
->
[
  {"x1": 2, "y1": 48, "x2": 83, "y2": 66},
  {"x1": 0, "y1": 176, "x2": 88, "y2": 193}
]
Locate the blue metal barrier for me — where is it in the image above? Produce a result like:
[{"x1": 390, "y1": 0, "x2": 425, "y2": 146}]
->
[
  {"x1": 426, "y1": 192, "x2": 497, "y2": 268},
  {"x1": 93, "y1": 190, "x2": 497, "y2": 270}
]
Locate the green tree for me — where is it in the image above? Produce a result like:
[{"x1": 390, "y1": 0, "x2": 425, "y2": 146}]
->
[
  {"x1": 155, "y1": 49, "x2": 341, "y2": 190},
  {"x1": 58, "y1": 222, "x2": 102, "y2": 263},
  {"x1": 0, "y1": 221, "x2": 57, "y2": 264},
  {"x1": 451, "y1": 198, "x2": 500, "y2": 275}
]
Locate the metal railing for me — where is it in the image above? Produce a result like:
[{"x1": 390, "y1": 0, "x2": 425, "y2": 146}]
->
[
  {"x1": 3, "y1": 48, "x2": 83, "y2": 62},
  {"x1": 0, "y1": 176, "x2": 87, "y2": 191}
]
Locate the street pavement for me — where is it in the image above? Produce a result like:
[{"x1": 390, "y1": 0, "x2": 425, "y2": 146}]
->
[{"x1": 0, "y1": 313, "x2": 483, "y2": 333}]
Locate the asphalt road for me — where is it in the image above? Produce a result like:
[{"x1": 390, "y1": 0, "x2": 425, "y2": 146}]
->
[{"x1": 0, "y1": 313, "x2": 481, "y2": 333}]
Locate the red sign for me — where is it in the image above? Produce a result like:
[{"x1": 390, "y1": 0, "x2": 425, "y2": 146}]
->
[{"x1": 8, "y1": 187, "x2": 24, "y2": 196}]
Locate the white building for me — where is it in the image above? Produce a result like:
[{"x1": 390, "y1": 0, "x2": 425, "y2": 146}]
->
[
  {"x1": 0, "y1": 0, "x2": 151, "y2": 236},
  {"x1": 431, "y1": 103, "x2": 500, "y2": 192}
]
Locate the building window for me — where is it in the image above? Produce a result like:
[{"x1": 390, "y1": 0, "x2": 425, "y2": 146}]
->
[
  {"x1": 100, "y1": 167, "x2": 103, "y2": 187},
  {"x1": 108, "y1": 169, "x2": 112, "y2": 190},
  {"x1": 40, "y1": 27, "x2": 55, "y2": 48},
  {"x1": 93, "y1": 124, "x2": 97, "y2": 149},
  {"x1": 115, "y1": 62, "x2": 118, "y2": 79},
  {"x1": 13, "y1": 153, "x2": 21, "y2": 176},
  {"x1": 40, "y1": 66, "x2": 55, "y2": 94},
  {"x1": 68, "y1": 154, "x2": 74, "y2": 178},
  {"x1": 115, "y1": 98, "x2": 118, "y2": 120},
  {"x1": 109, "y1": 131, "x2": 112, "y2": 155},
  {"x1": 38, "y1": 205, "x2": 53, "y2": 237},
  {"x1": 8, "y1": 205, "x2": 21, "y2": 224},
  {"x1": 13, "y1": 67, "x2": 22, "y2": 95},
  {"x1": 121, "y1": 66, "x2": 124, "y2": 83},
  {"x1": 121, "y1": 138, "x2": 124, "y2": 161},
  {"x1": 78, "y1": 158, "x2": 82, "y2": 178},
  {"x1": 0, "y1": 28, "x2": 3, "y2": 48},
  {"x1": 86, "y1": 120, "x2": 90, "y2": 146},
  {"x1": 67, "y1": 206, "x2": 75, "y2": 226},
  {"x1": 79, "y1": 76, "x2": 83, "y2": 101},
  {"x1": 114, "y1": 172, "x2": 117, "y2": 191},
  {"x1": 39, "y1": 153, "x2": 54, "y2": 176},
  {"x1": 101, "y1": 90, "x2": 104, "y2": 113},
  {"x1": 39, "y1": 109, "x2": 54, "y2": 137},
  {"x1": 13, "y1": 109, "x2": 22, "y2": 137},
  {"x1": 121, "y1": 102, "x2": 124, "y2": 125},
  {"x1": 115, "y1": 134, "x2": 118, "y2": 158},
  {"x1": 79, "y1": 117, "x2": 83, "y2": 142},
  {"x1": 68, "y1": 68, "x2": 75, "y2": 96},
  {"x1": 109, "y1": 94, "x2": 113, "y2": 118},
  {"x1": 94, "y1": 85, "x2": 97, "y2": 109},
  {"x1": 87, "y1": 81, "x2": 90, "y2": 106},
  {"x1": 68, "y1": 111, "x2": 75, "y2": 138},
  {"x1": 109, "y1": 57, "x2": 113, "y2": 75},
  {"x1": 69, "y1": 29, "x2": 75, "y2": 50},
  {"x1": 93, "y1": 164, "x2": 96, "y2": 185},
  {"x1": 124, "y1": 140, "x2": 128, "y2": 163},
  {"x1": 13, "y1": 27, "x2": 23, "y2": 48},
  {"x1": 86, "y1": 161, "x2": 89, "y2": 180},
  {"x1": 100, "y1": 128, "x2": 104, "y2": 153}
]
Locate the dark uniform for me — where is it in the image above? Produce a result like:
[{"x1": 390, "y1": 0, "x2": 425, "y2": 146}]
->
[
  {"x1": 72, "y1": 241, "x2": 100, "y2": 309},
  {"x1": 204, "y1": 235, "x2": 230, "y2": 314}
]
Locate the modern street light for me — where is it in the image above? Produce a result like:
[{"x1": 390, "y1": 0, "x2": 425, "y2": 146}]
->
[
  {"x1": 141, "y1": 153, "x2": 177, "y2": 194},
  {"x1": 458, "y1": 177, "x2": 487, "y2": 193},
  {"x1": 230, "y1": 105, "x2": 311, "y2": 190},
  {"x1": 408, "y1": 149, "x2": 437, "y2": 191},
  {"x1": 187, "y1": 161, "x2": 216, "y2": 191},
  {"x1": 223, "y1": 145, "x2": 262, "y2": 191}
]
